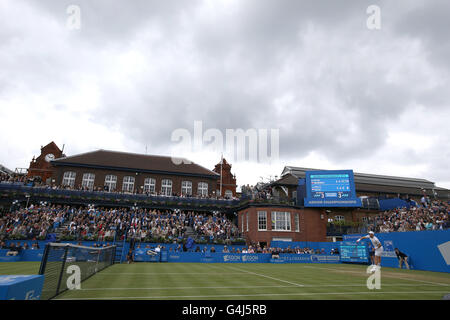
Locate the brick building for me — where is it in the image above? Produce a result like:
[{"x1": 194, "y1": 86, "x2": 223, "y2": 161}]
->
[
  {"x1": 237, "y1": 204, "x2": 327, "y2": 247},
  {"x1": 213, "y1": 158, "x2": 237, "y2": 198},
  {"x1": 28, "y1": 141, "x2": 64, "y2": 182},
  {"x1": 50, "y1": 149, "x2": 219, "y2": 196}
]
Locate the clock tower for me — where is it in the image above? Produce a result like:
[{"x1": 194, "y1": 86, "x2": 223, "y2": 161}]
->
[
  {"x1": 213, "y1": 157, "x2": 237, "y2": 198},
  {"x1": 28, "y1": 141, "x2": 64, "y2": 183}
]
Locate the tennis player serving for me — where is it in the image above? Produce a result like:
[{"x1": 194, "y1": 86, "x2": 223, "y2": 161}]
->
[{"x1": 356, "y1": 231, "x2": 383, "y2": 272}]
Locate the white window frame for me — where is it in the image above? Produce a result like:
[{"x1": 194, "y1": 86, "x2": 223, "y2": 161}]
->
[
  {"x1": 161, "y1": 179, "x2": 172, "y2": 196},
  {"x1": 272, "y1": 211, "x2": 291, "y2": 231},
  {"x1": 81, "y1": 173, "x2": 95, "y2": 190},
  {"x1": 143, "y1": 178, "x2": 156, "y2": 194},
  {"x1": 62, "y1": 171, "x2": 76, "y2": 187},
  {"x1": 122, "y1": 176, "x2": 135, "y2": 193},
  {"x1": 335, "y1": 215, "x2": 345, "y2": 222},
  {"x1": 241, "y1": 214, "x2": 244, "y2": 233},
  {"x1": 198, "y1": 182, "x2": 208, "y2": 197},
  {"x1": 257, "y1": 211, "x2": 267, "y2": 231},
  {"x1": 104, "y1": 175, "x2": 117, "y2": 192},
  {"x1": 295, "y1": 212, "x2": 300, "y2": 232},
  {"x1": 246, "y1": 212, "x2": 249, "y2": 232},
  {"x1": 181, "y1": 180, "x2": 192, "y2": 196}
]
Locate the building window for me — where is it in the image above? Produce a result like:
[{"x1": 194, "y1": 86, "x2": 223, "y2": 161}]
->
[
  {"x1": 161, "y1": 179, "x2": 172, "y2": 196},
  {"x1": 81, "y1": 173, "x2": 95, "y2": 190},
  {"x1": 246, "y1": 212, "x2": 249, "y2": 232},
  {"x1": 241, "y1": 214, "x2": 244, "y2": 233},
  {"x1": 104, "y1": 175, "x2": 117, "y2": 192},
  {"x1": 181, "y1": 181, "x2": 192, "y2": 196},
  {"x1": 258, "y1": 211, "x2": 267, "y2": 231},
  {"x1": 362, "y1": 216, "x2": 368, "y2": 223},
  {"x1": 122, "y1": 176, "x2": 135, "y2": 193},
  {"x1": 143, "y1": 178, "x2": 156, "y2": 194},
  {"x1": 224, "y1": 190, "x2": 233, "y2": 199},
  {"x1": 198, "y1": 182, "x2": 208, "y2": 197},
  {"x1": 335, "y1": 215, "x2": 345, "y2": 222},
  {"x1": 62, "y1": 171, "x2": 76, "y2": 187},
  {"x1": 295, "y1": 212, "x2": 300, "y2": 232},
  {"x1": 271, "y1": 211, "x2": 291, "y2": 231}
]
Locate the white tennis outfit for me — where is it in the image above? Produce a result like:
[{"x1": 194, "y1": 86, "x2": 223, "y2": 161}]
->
[{"x1": 369, "y1": 235, "x2": 383, "y2": 256}]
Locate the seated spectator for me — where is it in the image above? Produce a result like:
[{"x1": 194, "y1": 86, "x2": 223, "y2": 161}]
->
[
  {"x1": 6, "y1": 243, "x2": 20, "y2": 256},
  {"x1": 271, "y1": 248, "x2": 280, "y2": 259}
]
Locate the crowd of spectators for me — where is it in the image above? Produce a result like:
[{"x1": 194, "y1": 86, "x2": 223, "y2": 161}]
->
[
  {"x1": 0, "y1": 204, "x2": 240, "y2": 243},
  {"x1": 133, "y1": 243, "x2": 339, "y2": 255},
  {"x1": 364, "y1": 200, "x2": 450, "y2": 233},
  {"x1": 0, "y1": 172, "x2": 27, "y2": 183},
  {"x1": 241, "y1": 184, "x2": 273, "y2": 201},
  {"x1": 193, "y1": 212, "x2": 239, "y2": 241},
  {"x1": 0, "y1": 240, "x2": 40, "y2": 251},
  {"x1": 225, "y1": 244, "x2": 339, "y2": 255},
  {"x1": 0, "y1": 204, "x2": 67, "y2": 240}
]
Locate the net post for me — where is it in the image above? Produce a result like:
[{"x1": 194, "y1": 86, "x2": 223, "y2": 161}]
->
[
  {"x1": 112, "y1": 245, "x2": 117, "y2": 265},
  {"x1": 39, "y1": 243, "x2": 51, "y2": 275},
  {"x1": 55, "y1": 245, "x2": 69, "y2": 296}
]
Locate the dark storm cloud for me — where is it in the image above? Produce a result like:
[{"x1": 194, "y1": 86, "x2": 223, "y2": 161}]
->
[
  {"x1": 393, "y1": 0, "x2": 450, "y2": 71},
  {"x1": 84, "y1": 0, "x2": 379, "y2": 154},
  {"x1": 1, "y1": 0, "x2": 449, "y2": 186}
]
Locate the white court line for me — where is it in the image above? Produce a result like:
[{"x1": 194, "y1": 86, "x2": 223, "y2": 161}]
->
[
  {"x1": 224, "y1": 265, "x2": 304, "y2": 287},
  {"x1": 56, "y1": 291, "x2": 450, "y2": 300},
  {"x1": 79, "y1": 283, "x2": 450, "y2": 291},
  {"x1": 98, "y1": 272, "x2": 244, "y2": 275},
  {"x1": 80, "y1": 285, "x2": 293, "y2": 291},
  {"x1": 301, "y1": 265, "x2": 450, "y2": 287}
]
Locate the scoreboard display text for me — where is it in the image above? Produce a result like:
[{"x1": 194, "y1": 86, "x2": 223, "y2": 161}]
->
[
  {"x1": 339, "y1": 243, "x2": 369, "y2": 263},
  {"x1": 303, "y1": 170, "x2": 362, "y2": 207}
]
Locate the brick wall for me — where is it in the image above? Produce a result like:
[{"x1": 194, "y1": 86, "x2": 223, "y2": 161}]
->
[
  {"x1": 237, "y1": 206, "x2": 327, "y2": 246},
  {"x1": 52, "y1": 165, "x2": 218, "y2": 196},
  {"x1": 28, "y1": 143, "x2": 63, "y2": 182}
]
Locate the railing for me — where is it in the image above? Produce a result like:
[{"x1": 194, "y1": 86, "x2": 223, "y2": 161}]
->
[
  {"x1": 0, "y1": 182, "x2": 241, "y2": 207},
  {"x1": 0, "y1": 182, "x2": 302, "y2": 210}
]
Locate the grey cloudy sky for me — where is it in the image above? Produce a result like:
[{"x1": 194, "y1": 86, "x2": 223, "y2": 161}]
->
[{"x1": 0, "y1": 0, "x2": 449, "y2": 189}]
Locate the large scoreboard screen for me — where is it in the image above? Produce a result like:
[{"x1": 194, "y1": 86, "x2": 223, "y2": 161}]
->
[
  {"x1": 340, "y1": 242, "x2": 369, "y2": 263},
  {"x1": 303, "y1": 170, "x2": 362, "y2": 207}
]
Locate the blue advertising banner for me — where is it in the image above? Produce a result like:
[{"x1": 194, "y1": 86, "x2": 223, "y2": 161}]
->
[
  {"x1": 0, "y1": 275, "x2": 44, "y2": 300},
  {"x1": 167, "y1": 253, "x2": 271, "y2": 263},
  {"x1": 163, "y1": 252, "x2": 340, "y2": 264},
  {"x1": 279, "y1": 254, "x2": 341, "y2": 264},
  {"x1": 161, "y1": 250, "x2": 168, "y2": 262},
  {"x1": 0, "y1": 249, "x2": 44, "y2": 262},
  {"x1": 343, "y1": 230, "x2": 450, "y2": 273},
  {"x1": 134, "y1": 248, "x2": 161, "y2": 262}
]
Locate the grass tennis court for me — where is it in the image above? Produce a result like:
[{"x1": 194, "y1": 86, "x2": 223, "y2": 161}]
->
[{"x1": 1, "y1": 262, "x2": 449, "y2": 300}]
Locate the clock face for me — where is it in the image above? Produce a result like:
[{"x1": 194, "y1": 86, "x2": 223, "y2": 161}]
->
[{"x1": 45, "y1": 153, "x2": 55, "y2": 162}]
